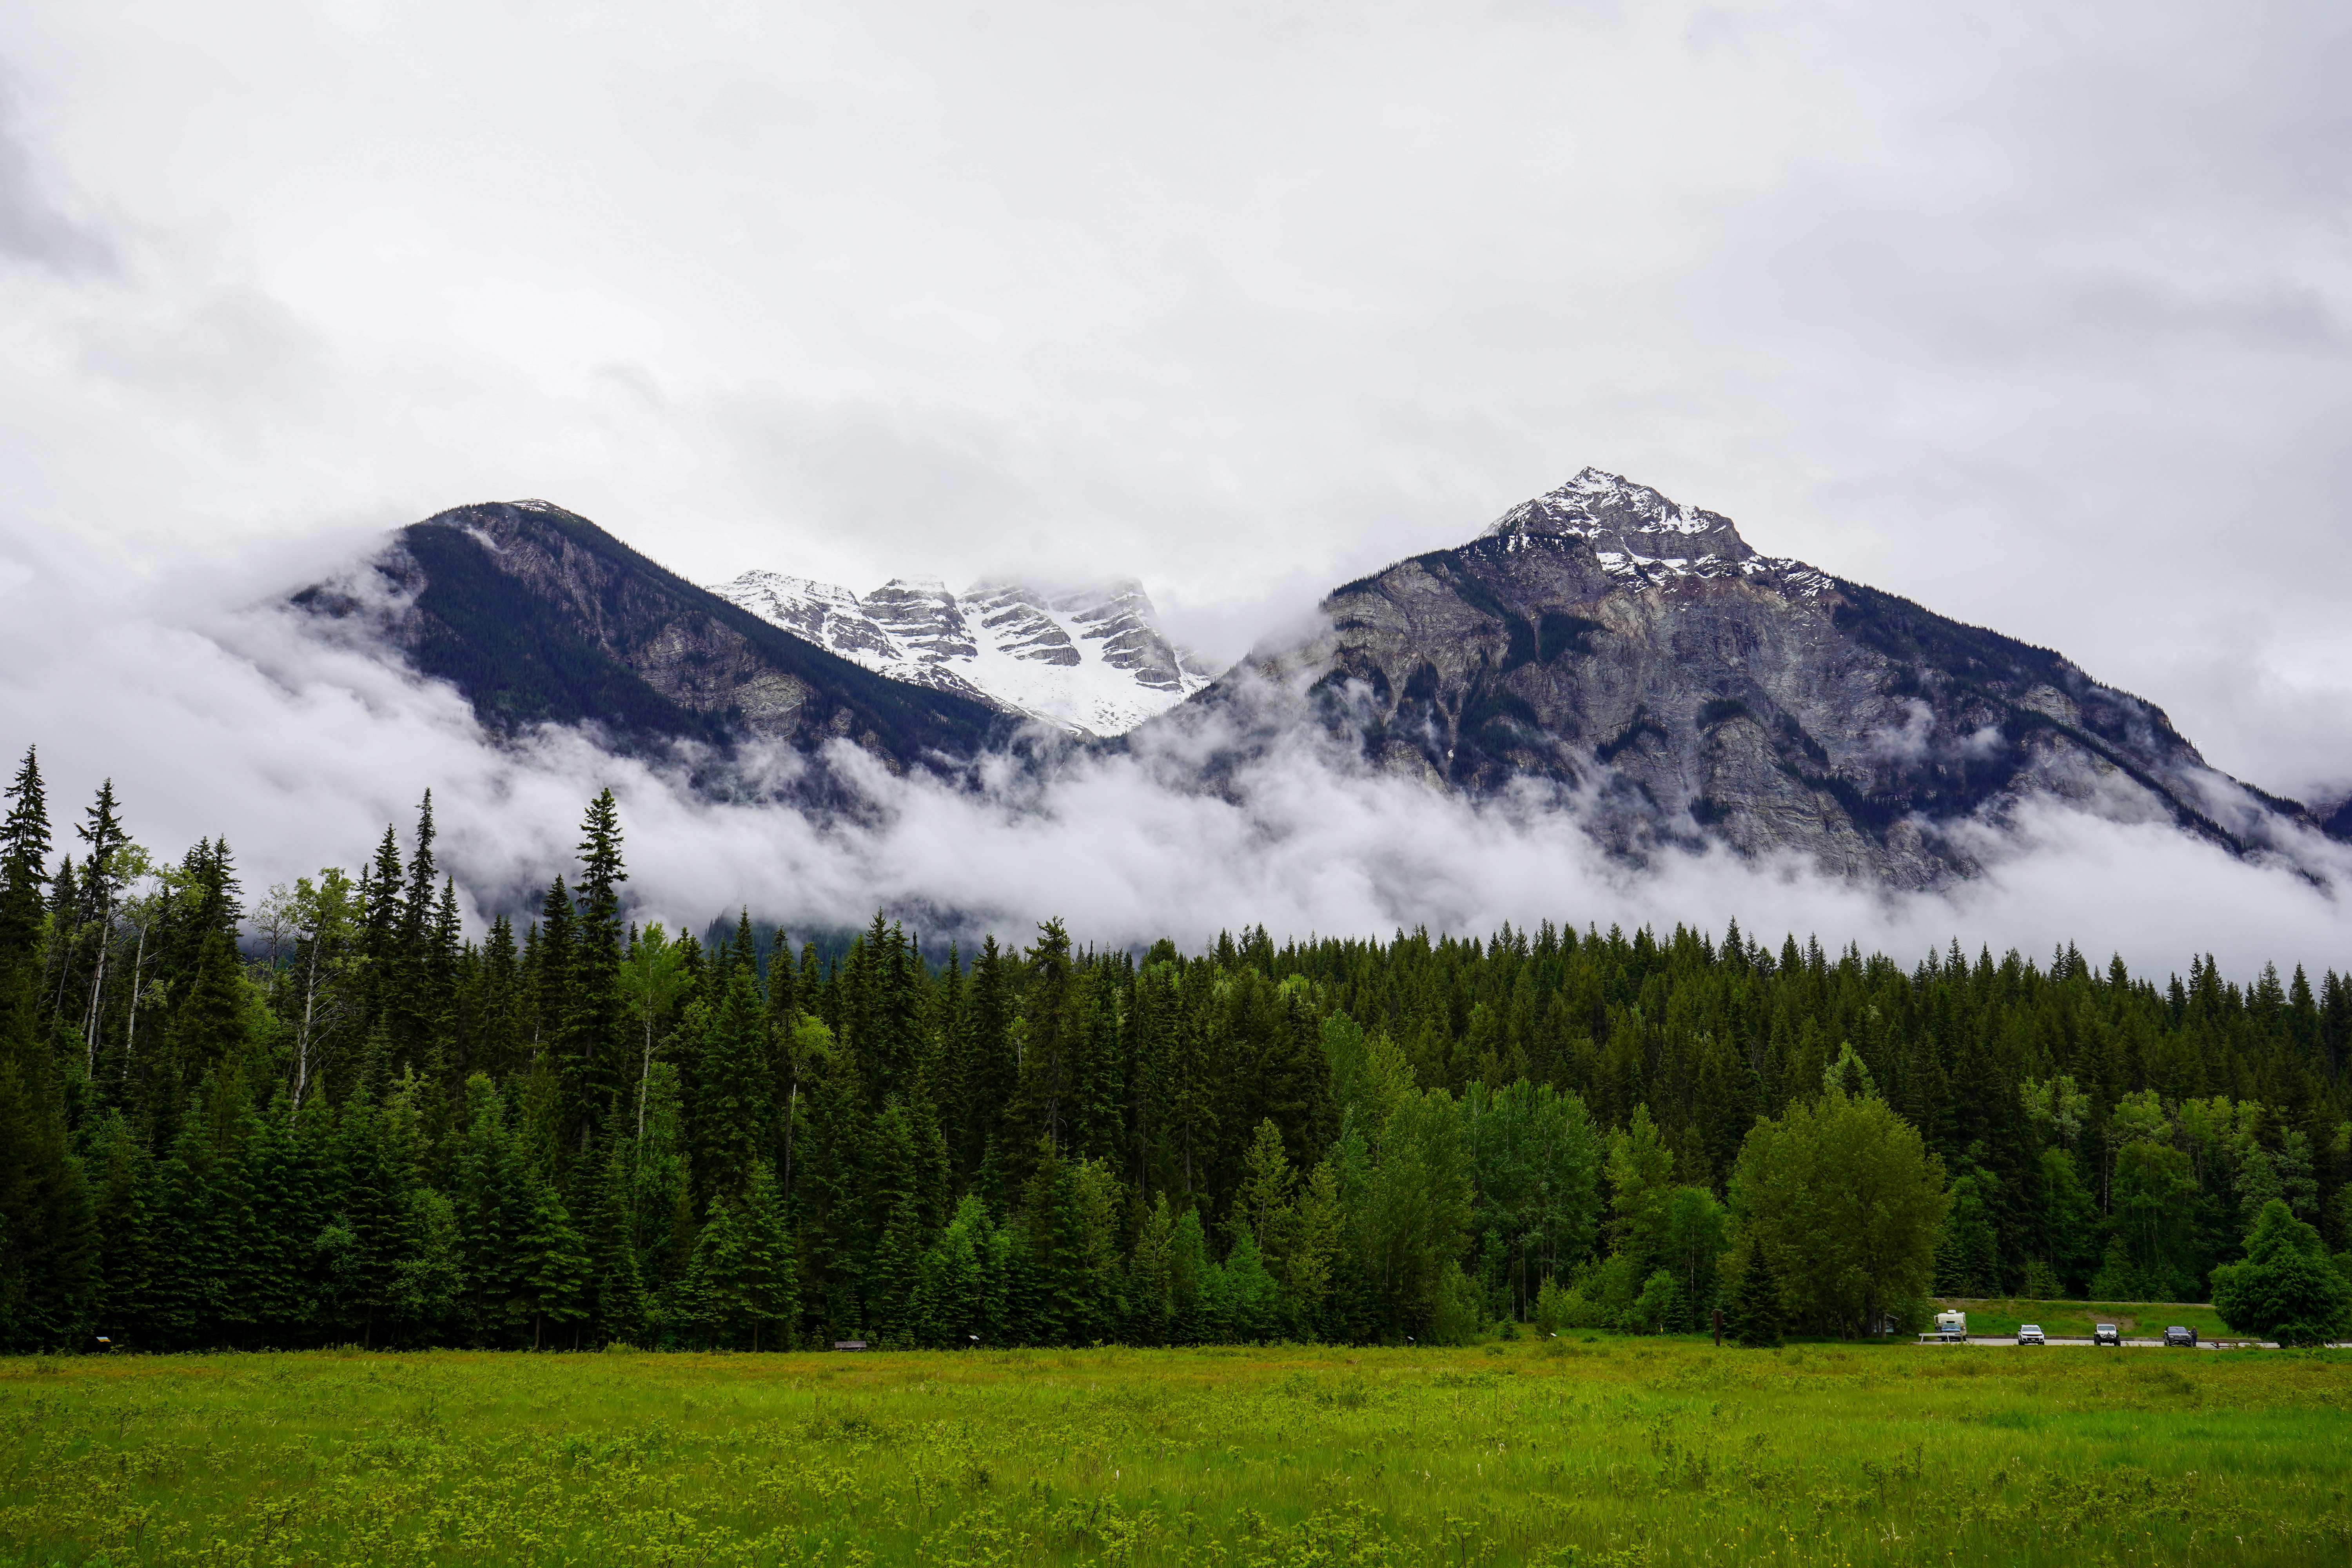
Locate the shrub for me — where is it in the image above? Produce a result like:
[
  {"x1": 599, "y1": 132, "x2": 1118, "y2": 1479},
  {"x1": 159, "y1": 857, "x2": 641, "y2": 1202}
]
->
[
  {"x1": 1429, "y1": 1263, "x2": 1486, "y2": 1346},
  {"x1": 1533, "y1": 1275, "x2": 1572, "y2": 1336},
  {"x1": 2211, "y1": 1201, "x2": 2352, "y2": 1347}
]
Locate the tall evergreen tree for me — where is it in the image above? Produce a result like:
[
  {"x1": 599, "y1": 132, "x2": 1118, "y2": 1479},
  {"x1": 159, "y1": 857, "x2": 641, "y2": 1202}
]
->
[
  {"x1": 738, "y1": 1159, "x2": 799, "y2": 1351},
  {"x1": 516, "y1": 1174, "x2": 590, "y2": 1350},
  {"x1": 0, "y1": 748, "x2": 49, "y2": 1047},
  {"x1": 568, "y1": 789, "x2": 628, "y2": 1152},
  {"x1": 1723, "y1": 1244, "x2": 1784, "y2": 1348},
  {"x1": 583, "y1": 1105, "x2": 648, "y2": 1346},
  {"x1": 679, "y1": 1198, "x2": 744, "y2": 1349}
]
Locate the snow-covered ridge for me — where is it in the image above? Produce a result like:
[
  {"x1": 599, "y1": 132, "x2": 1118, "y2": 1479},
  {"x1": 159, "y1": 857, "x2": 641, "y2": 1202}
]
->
[
  {"x1": 1483, "y1": 468, "x2": 1835, "y2": 598},
  {"x1": 712, "y1": 570, "x2": 1218, "y2": 737}
]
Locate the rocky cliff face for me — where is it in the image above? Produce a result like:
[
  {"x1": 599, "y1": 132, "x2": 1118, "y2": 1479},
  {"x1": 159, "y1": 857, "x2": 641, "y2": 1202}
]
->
[
  {"x1": 293, "y1": 501, "x2": 1003, "y2": 769},
  {"x1": 1173, "y1": 470, "x2": 2322, "y2": 886},
  {"x1": 710, "y1": 570, "x2": 1214, "y2": 737}
]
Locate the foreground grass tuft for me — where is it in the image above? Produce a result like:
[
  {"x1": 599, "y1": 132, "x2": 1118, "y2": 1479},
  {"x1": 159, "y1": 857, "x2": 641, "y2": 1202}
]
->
[{"x1": 4, "y1": 1338, "x2": 2349, "y2": 1566}]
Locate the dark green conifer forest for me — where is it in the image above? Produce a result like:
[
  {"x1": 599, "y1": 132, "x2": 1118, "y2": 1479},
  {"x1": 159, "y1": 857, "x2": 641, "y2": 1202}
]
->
[{"x1": 3, "y1": 744, "x2": 2350, "y2": 1353}]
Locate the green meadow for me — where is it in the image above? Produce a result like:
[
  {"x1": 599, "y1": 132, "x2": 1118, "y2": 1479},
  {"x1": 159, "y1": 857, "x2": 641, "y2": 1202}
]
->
[{"x1": 5, "y1": 1339, "x2": 2349, "y2": 1568}]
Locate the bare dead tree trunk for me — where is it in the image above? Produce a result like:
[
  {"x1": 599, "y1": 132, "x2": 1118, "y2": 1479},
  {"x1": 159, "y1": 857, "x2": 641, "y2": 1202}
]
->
[
  {"x1": 637, "y1": 967, "x2": 655, "y2": 1146},
  {"x1": 121, "y1": 919, "x2": 147, "y2": 1077},
  {"x1": 783, "y1": 1084, "x2": 797, "y2": 1201},
  {"x1": 295, "y1": 937, "x2": 325, "y2": 1114},
  {"x1": 82, "y1": 900, "x2": 113, "y2": 1076}
]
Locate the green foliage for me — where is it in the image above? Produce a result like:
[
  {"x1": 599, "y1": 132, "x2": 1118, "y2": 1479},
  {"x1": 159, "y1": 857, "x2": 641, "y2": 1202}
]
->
[
  {"x1": 14, "y1": 768, "x2": 2352, "y2": 1360},
  {"x1": 1724, "y1": 1245, "x2": 1784, "y2": 1347},
  {"x1": 1733, "y1": 1091, "x2": 1947, "y2": 1337},
  {"x1": 1426, "y1": 1260, "x2": 1485, "y2": 1344},
  {"x1": 2211, "y1": 1200, "x2": 2352, "y2": 1345},
  {"x1": 518, "y1": 1178, "x2": 591, "y2": 1349}
]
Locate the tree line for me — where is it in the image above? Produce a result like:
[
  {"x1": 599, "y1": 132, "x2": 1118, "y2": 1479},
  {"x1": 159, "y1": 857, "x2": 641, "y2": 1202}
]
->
[{"x1": 2, "y1": 747, "x2": 2348, "y2": 1354}]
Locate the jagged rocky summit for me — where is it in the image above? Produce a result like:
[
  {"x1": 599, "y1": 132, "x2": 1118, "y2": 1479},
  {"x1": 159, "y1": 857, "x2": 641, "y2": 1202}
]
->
[
  {"x1": 1169, "y1": 468, "x2": 2328, "y2": 887},
  {"x1": 709, "y1": 571, "x2": 1215, "y2": 737}
]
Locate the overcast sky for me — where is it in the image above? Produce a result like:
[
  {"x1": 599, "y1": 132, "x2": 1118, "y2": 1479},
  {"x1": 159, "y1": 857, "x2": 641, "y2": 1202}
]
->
[{"x1": 2, "y1": 0, "x2": 2348, "y2": 965}]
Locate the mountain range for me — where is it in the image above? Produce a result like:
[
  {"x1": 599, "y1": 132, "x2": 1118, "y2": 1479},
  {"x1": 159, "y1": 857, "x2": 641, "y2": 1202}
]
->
[
  {"x1": 291, "y1": 472, "x2": 2343, "y2": 886},
  {"x1": 708, "y1": 572, "x2": 1214, "y2": 737}
]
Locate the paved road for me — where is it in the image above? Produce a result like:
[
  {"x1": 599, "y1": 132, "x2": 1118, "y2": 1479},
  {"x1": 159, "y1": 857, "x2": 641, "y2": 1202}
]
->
[{"x1": 1918, "y1": 1336, "x2": 2302, "y2": 1349}]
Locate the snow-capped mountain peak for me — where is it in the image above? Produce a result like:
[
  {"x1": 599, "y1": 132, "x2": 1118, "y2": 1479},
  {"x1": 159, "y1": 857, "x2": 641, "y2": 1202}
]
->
[
  {"x1": 1484, "y1": 467, "x2": 1755, "y2": 564},
  {"x1": 1480, "y1": 468, "x2": 1836, "y2": 597},
  {"x1": 710, "y1": 569, "x2": 1216, "y2": 736}
]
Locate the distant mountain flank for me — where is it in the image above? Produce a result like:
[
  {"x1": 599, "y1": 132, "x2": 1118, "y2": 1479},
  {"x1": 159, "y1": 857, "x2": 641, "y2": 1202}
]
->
[
  {"x1": 287, "y1": 478, "x2": 2341, "y2": 888},
  {"x1": 709, "y1": 571, "x2": 1215, "y2": 737},
  {"x1": 292, "y1": 500, "x2": 1005, "y2": 769},
  {"x1": 1161, "y1": 468, "x2": 2336, "y2": 886}
]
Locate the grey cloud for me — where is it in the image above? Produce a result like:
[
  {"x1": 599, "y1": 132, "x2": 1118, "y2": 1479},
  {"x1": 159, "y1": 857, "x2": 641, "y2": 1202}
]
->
[
  {"x1": 0, "y1": 87, "x2": 107, "y2": 272},
  {"x1": 4, "y1": 537, "x2": 2349, "y2": 985}
]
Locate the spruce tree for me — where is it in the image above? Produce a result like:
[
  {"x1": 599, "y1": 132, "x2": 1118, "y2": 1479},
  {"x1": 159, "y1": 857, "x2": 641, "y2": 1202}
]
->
[
  {"x1": 144, "y1": 1121, "x2": 210, "y2": 1349},
  {"x1": 168, "y1": 931, "x2": 248, "y2": 1102},
  {"x1": 738, "y1": 1160, "x2": 799, "y2": 1351},
  {"x1": 864, "y1": 1099, "x2": 927, "y2": 1343},
  {"x1": 584, "y1": 1108, "x2": 649, "y2": 1346},
  {"x1": 965, "y1": 936, "x2": 1014, "y2": 1186},
  {"x1": 326, "y1": 1096, "x2": 404, "y2": 1348},
  {"x1": 1009, "y1": 921, "x2": 1078, "y2": 1171},
  {"x1": 386, "y1": 793, "x2": 439, "y2": 1066},
  {"x1": 569, "y1": 790, "x2": 628, "y2": 1150},
  {"x1": 456, "y1": 1079, "x2": 527, "y2": 1345},
  {"x1": 689, "y1": 928, "x2": 770, "y2": 1205},
  {"x1": 196, "y1": 1063, "x2": 261, "y2": 1347},
  {"x1": 0, "y1": 1034, "x2": 97, "y2": 1350},
  {"x1": 84, "y1": 1109, "x2": 150, "y2": 1345},
  {"x1": 1129, "y1": 1193, "x2": 1176, "y2": 1344},
  {"x1": 358, "y1": 825, "x2": 405, "y2": 1021},
  {"x1": 679, "y1": 1198, "x2": 744, "y2": 1349},
  {"x1": 1725, "y1": 1245, "x2": 1784, "y2": 1348},
  {"x1": 0, "y1": 747, "x2": 49, "y2": 1049},
  {"x1": 241, "y1": 1095, "x2": 308, "y2": 1342},
  {"x1": 794, "y1": 1020, "x2": 866, "y2": 1341},
  {"x1": 517, "y1": 1175, "x2": 591, "y2": 1350},
  {"x1": 0, "y1": 749, "x2": 93, "y2": 1354}
]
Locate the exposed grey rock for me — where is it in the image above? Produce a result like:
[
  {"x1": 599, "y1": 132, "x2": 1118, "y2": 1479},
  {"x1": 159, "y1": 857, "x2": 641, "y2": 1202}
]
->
[
  {"x1": 292, "y1": 500, "x2": 1003, "y2": 771},
  {"x1": 1165, "y1": 469, "x2": 2327, "y2": 887}
]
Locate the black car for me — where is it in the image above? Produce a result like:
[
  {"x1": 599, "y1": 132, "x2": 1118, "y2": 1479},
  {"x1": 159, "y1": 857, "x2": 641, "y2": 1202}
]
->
[
  {"x1": 2163, "y1": 1325, "x2": 2198, "y2": 1347},
  {"x1": 2093, "y1": 1323, "x2": 2121, "y2": 1347}
]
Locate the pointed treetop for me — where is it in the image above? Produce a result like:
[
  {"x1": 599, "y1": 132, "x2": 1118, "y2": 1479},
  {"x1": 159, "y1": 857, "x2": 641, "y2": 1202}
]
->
[
  {"x1": 2, "y1": 745, "x2": 49, "y2": 885},
  {"x1": 577, "y1": 788, "x2": 626, "y2": 897}
]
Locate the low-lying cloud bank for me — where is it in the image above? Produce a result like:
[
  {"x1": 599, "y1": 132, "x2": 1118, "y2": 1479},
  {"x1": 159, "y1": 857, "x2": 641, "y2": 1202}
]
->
[{"x1": 5, "y1": 556, "x2": 2350, "y2": 983}]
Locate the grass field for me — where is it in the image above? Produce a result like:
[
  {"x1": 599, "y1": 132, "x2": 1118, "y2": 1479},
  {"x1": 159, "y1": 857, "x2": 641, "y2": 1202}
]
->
[{"x1": 5, "y1": 1337, "x2": 2349, "y2": 1567}]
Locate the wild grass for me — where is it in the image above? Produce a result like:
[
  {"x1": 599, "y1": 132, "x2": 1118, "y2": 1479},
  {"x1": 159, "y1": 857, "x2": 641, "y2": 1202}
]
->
[{"x1": 4, "y1": 1337, "x2": 2348, "y2": 1566}]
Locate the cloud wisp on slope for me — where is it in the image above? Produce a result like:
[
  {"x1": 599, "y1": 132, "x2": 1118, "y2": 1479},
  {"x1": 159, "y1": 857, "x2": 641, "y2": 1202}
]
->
[{"x1": 5, "y1": 481, "x2": 2350, "y2": 982}]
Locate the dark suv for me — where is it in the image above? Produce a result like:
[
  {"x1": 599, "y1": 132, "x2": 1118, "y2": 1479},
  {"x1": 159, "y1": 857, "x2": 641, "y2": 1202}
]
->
[{"x1": 2163, "y1": 1326, "x2": 2198, "y2": 1347}]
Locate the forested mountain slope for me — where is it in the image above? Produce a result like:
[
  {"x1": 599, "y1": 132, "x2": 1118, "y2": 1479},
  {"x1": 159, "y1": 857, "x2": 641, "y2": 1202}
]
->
[
  {"x1": 3, "y1": 754, "x2": 2348, "y2": 1354},
  {"x1": 1169, "y1": 470, "x2": 2333, "y2": 885},
  {"x1": 293, "y1": 501, "x2": 1005, "y2": 769}
]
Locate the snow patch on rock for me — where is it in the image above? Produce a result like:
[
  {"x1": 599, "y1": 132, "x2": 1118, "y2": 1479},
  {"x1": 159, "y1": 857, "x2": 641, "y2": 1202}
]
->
[{"x1": 711, "y1": 570, "x2": 1218, "y2": 737}]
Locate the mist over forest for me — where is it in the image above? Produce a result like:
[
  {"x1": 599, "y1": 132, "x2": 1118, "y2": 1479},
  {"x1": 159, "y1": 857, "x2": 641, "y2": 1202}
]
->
[{"x1": 4, "y1": 750, "x2": 2347, "y2": 1355}]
